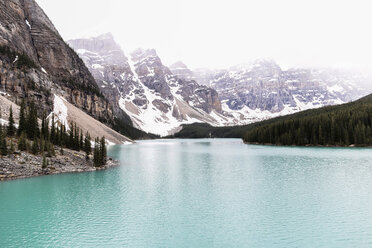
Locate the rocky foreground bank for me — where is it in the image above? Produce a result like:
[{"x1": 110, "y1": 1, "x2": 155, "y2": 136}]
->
[{"x1": 0, "y1": 148, "x2": 119, "y2": 181}]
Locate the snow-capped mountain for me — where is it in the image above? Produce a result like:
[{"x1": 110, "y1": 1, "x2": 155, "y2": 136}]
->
[
  {"x1": 68, "y1": 34, "x2": 224, "y2": 136},
  {"x1": 69, "y1": 34, "x2": 372, "y2": 135},
  {"x1": 188, "y1": 59, "x2": 372, "y2": 124}
]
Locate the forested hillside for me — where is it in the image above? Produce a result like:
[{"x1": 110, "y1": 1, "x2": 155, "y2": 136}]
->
[
  {"x1": 172, "y1": 123, "x2": 251, "y2": 139},
  {"x1": 243, "y1": 94, "x2": 372, "y2": 146}
]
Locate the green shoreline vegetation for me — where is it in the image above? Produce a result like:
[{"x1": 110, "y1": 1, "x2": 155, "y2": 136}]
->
[
  {"x1": 0, "y1": 99, "x2": 108, "y2": 168},
  {"x1": 171, "y1": 94, "x2": 372, "y2": 147},
  {"x1": 243, "y1": 94, "x2": 372, "y2": 147}
]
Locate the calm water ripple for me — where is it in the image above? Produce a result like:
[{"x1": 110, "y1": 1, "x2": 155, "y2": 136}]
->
[{"x1": 1, "y1": 139, "x2": 372, "y2": 247}]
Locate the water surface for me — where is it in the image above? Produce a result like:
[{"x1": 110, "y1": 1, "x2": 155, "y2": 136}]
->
[{"x1": 1, "y1": 139, "x2": 372, "y2": 247}]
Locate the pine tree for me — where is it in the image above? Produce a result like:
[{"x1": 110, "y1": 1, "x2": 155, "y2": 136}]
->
[
  {"x1": 26, "y1": 101, "x2": 39, "y2": 140},
  {"x1": 17, "y1": 99, "x2": 26, "y2": 136},
  {"x1": 50, "y1": 114, "x2": 55, "y2": 144},
  {"x1": 7, "y1": 106, "x2": 16, "y2": 136},
  {"x1": 68, "y1": 124, "x2": 74, "y2": 149},
  {"x1": 0, "y1": 138, "x2": 7, "y2": 156},
  {"x1": 100, "y1": 137, "x2": 107, "y2": 165},
  {"x1": 41, "y1": 112, "x2": 49, "y2": 140},
  {"x1": 55, "y1": 125, "x2": 60, "y2": 146},
  {"x1": 93, "y1": 137, "x2": 100, "y2": 166},
  {"x1": 84, "y1": 132, "x2": 92, "y2": 156},
  {"x1": 18, "y1": 132, "x2": 27, "y2": 151},
  {"x1": 31, "y1": 139, "x2": 39, "y2": 155},
  {"x1": 46, "y1": 141, "x2": 55, "y2": 157},
  {"x1": 10, "y1": 141, "x2": 15, "y2": 154},
  {"x1": 0, "y1": 127, "x2": 8, "y2": 156},
  {"x1": 74, "y1": 124, "x2": 79, "y2": 150},
  {"x1": 59, "y1": 124, "x2": 64, "y2": 147},
  {"x1": 79, "y1": 130, "x2": 84, "y2": 151},
  {"x1": 42, "y1": 153, "x2": 48, "y2": 169}
]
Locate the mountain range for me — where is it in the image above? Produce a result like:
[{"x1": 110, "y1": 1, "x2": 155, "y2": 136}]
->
[
  {"x1": 69, "y1": 34, "x2": 372, "y2": 136},
  {"x1": 68, "y1": 34, "x2": 225, "y2": 136},
  {"x1": 171, "y1": 59, "x2": 372, "y2": 125}
]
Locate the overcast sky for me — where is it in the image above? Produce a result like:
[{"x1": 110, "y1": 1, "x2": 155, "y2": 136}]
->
[{"x1": 35, "y1": 0, "x2": 372, "y2": 70}]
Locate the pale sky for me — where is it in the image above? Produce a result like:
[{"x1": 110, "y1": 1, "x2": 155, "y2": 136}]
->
[{"x1": 36, "y1": 0, "x2": 372, "y2": 70}]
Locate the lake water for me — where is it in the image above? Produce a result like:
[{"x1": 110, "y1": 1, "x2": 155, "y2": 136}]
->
[{"x1": 1, "y1": 139, "x2": 372, "y2": 247}]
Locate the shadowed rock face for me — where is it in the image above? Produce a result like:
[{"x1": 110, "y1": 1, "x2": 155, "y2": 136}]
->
[
  {"x1": 0, "y1": 0, "x2": 118, "y2": 124},
  {"x1": 131, "y1": 48, "x2": 174, "y2": 101}
]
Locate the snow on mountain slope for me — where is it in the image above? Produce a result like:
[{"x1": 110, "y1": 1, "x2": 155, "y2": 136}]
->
[
  {"x1": 69, "y1": 34, "x2": 372, "y2": 133},
  {"x1": 51, "y1": 94, "x2": 133, "y2": 144},
  {"x1": 69, "y1": 34, "x2": 223, "y2": 136},
  {"x1": 190, "y1": 59, "x2": 372, "y2": 124}
]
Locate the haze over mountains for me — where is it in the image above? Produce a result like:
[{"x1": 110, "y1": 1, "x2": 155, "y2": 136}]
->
[{"x1": 68, "y1": 33, "x2": 372, "y2": 136}]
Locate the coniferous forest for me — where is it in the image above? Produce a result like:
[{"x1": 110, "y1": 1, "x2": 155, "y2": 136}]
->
[
  {"x1": 243, "y1": 94, "x2": 372, "y2": 146},
  {"x1": 0, "y1": 99, "x2": 107, "y2": 167}
]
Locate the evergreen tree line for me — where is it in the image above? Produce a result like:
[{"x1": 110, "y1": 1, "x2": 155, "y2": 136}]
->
[
  {"x1": 93, "y1": 137, "x2": 107, "y2": 167},
  {"x1": 243, "y1": 97, "x2": 372, "y2": 146},
  {"x1": 0, "y1": 99, "x2": 107, "y2": 167}
]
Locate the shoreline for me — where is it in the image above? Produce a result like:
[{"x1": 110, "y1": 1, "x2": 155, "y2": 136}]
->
[
  {"x1": 243, "y1": 141, "x2": 372, "y2": 148},
  {"x1": 0, "y1": 148, "x2": 119, "y2": 182}
]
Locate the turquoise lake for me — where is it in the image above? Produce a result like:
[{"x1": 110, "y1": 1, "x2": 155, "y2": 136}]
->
[{"x1": 1, "y1": 139, "x2": 372, "y2": 247}]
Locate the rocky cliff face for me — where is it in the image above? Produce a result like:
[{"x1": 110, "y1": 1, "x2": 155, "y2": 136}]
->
[
  {"x1": 0, "y1": 0, "x2": 114, "y2": 123},
  {"x1": 69, "y1": 34, "x2": 223, "y2": 136}
]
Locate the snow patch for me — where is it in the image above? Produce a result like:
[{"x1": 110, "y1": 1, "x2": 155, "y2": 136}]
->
[
  {"x1": 52, "y1": 94, "x2": 70, "y2": 130},
  {"x1": 25, "y1": 19, "x2": 31, "y2": 29},
  {"x1": 0, "y1": 118, "x2": 8, "y2": 126},
  {"x1": 0, "y1": 118, "x2": 19, "y2": 128},
  {"x1": 327, "y1": 84, "x2": 345, "y2": 94},
  {"x1": 12, "y1": 56, "x2": 18, "y2": 64},
  {"x1": 0, "y1": 91, "x2": 10, "y2": 97},
  {"x1": 92, "y1": 64, "x2": 104, "y2": 70}
]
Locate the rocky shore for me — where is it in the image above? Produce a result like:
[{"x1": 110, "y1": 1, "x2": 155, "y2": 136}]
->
[{"x1": 0, "y1": 148, "x2": 119, "y2": 181}]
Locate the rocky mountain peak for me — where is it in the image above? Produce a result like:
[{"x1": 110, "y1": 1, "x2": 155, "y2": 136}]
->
[
  {"x1": 96, "y1": 32, "x2": 114, "y2": 40},
  {"x1": 69, "y1": 34, "x2": 224, "y2": 136},
  {"x1": 169, "y1": 61, "x2": 194, "y2": 81},
  {"x1": 131, "y1": 48, "x2": 158, "y2": 61},
  {"x1": 68, "y1": 33, "x2": 127, "y2": 66},
  {"x1": 170, "y1": 61, "x2": 189, "y2": 69}
]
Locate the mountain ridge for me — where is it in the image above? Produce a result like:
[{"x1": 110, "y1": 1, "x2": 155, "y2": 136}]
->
[
  {"x1": 174, "y1": 59, "x2": 372, "y2": 124},
  {"x1": 69, "y1": 34, "x2": 225, "y2": 136}
]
